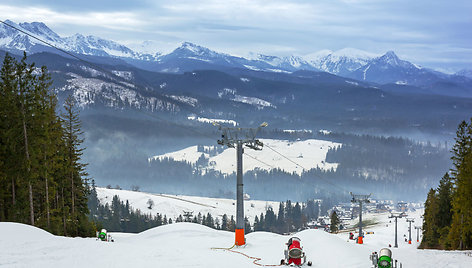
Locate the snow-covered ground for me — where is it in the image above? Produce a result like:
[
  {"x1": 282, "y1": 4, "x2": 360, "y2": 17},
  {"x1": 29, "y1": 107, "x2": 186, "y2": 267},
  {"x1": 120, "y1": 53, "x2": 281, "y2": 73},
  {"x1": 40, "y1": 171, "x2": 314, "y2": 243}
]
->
[
  {"x1": 1, "y1": 209, "x2": 471, "y2": 267},
  {"x1": 97, "y1": 188, "x2": 280, "y2": 224},
  {"x1": 149, "y1": 139, "x2": 341, "y2": 175},
  {"x1": 187, "y1": 115, "x2": 238, "y2": 126}
]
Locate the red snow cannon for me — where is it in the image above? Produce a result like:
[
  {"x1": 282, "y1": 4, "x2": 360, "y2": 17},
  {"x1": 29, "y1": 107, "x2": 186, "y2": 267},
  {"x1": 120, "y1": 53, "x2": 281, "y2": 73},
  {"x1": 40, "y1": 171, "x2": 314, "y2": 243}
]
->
[{"x1": 281, "y1": 237, "x2": 312, "y2": 266}]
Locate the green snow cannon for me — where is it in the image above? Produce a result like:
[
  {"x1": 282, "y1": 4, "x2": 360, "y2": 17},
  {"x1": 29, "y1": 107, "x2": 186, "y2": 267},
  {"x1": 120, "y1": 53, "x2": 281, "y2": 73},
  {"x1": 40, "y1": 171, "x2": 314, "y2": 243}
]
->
[
  {"x1": 378, "y1": 248, "x2": 392, "y2": 268},
  {"x1": 98, "y1": 229, "x2": 108, "y2": 241}
]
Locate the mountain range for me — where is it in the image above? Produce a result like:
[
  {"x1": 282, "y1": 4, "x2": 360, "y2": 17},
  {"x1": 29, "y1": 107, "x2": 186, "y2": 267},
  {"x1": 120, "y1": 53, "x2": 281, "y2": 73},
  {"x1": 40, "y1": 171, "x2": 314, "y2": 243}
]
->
[
  {"x1": 1, "y1": 19, "x2": 471, "y2": 98},
  {"x1": 1, "y1": 20, "x2": 471, "y2": 199},
  {"x1": 1, "y1": 19, "x2": 472, "y2": 138}
]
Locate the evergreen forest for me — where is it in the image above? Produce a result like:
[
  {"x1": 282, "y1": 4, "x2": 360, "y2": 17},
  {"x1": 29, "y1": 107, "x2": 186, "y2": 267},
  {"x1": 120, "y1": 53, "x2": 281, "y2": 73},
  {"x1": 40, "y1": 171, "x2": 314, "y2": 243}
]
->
[
  {"x1": 420, "y1": 119, "x2": 472, "y2": 250},
  {"x1": 0, "y1": 53, "x2": 95, "y2": 236}
]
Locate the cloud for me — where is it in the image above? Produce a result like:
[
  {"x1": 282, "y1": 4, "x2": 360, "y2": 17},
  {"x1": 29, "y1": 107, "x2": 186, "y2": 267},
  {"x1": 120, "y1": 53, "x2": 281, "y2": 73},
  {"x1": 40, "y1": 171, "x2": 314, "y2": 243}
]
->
[
  {"x1": 0, "y1": 5, "x2": 145, "y2": 33},
  {"x1": 0, "y1": 0, "x2": 471, "y2": 70}
]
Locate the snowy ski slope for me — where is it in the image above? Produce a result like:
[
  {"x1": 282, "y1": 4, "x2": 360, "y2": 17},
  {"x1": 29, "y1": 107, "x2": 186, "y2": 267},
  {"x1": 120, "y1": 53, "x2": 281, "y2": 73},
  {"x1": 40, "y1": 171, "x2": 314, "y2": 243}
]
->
[
  {"x1": 97, "y1": 187, "x2": 280, "y2": 224},
  {"x1": 149, "y1": 139, "x2": 341, "y2": 176},
  {"x1": 1, "y1": 209, "x2": 471, "y2": 267}
]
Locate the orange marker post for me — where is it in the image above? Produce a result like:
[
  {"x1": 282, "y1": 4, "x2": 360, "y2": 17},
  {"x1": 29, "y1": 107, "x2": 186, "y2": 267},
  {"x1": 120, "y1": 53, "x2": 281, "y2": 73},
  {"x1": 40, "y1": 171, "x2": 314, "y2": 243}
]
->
[
  {"x1": 235, "y1": 229, "x2": 245, "y2": 246},
  {"x1": 358, "y1": 236, "x2": 363, "y2": 244}
]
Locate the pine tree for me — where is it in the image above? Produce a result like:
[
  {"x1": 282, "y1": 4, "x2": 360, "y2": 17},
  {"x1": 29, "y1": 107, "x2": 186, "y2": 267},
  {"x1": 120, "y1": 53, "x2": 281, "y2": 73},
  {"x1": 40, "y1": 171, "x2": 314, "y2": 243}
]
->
[
  {"x1": 156, "y1": 214, "x2": 163, "y2": 226},
  {"x1": 228, "y1": 215, "x2": 236, "y2": 232},
  {"x1": 277, "y1": 202, "x2": 285, "y2": 233},
  {"x1": 221, "y1": 214, "x2": 228, "y2": 231},
  {"x1": 292, "y1": 202, "x2": 302, "y2": 230},
  {"x1": 61, "y1": 95, "x2": 90, "y2": 235},
  {"x1": 197, "y1": 212, "x2": 202, "y2": 224},
  {"x1": 16, "y1": 53, "x2": 36, "y2": 226},
  {"x1": 244, "y1": 216, "x2": 251, "y2": 234},
  {"x1": 447, "y1": 119, "x2": 472, "y2": 250},
  {"x1": 436, "y1": 173, "x2": 454, "y2": 248},
  {"x1": 421, "y1": 188, "x2": 440, "y2": 248},
  {"x1": 87, "y1": 180, "x2": 99, "y2": 218},
  {"x1": 206, "y1": 213, "x2": 214, "y2": 228},
  {"x1": 258, "y1": 213, "x2": 265, "y2": 231},
  {"x1": 254, "y1": 215, "x2": 260, "y2": 232},
  {"x1": 330, "y1": 211, "x2": 340, "y2": 233},
  {"x1": 449, "y1": 146, "x2": 472, "y2": 249},
  {"x1": 451, "y1": 120, "x2": 471, "y2": 178},
  {"x1": 0, "y1": 53, "x2": 19, "y2": 222},
  {"x1": 285, "y1": 200, "x2": 293, "y2": 232}
]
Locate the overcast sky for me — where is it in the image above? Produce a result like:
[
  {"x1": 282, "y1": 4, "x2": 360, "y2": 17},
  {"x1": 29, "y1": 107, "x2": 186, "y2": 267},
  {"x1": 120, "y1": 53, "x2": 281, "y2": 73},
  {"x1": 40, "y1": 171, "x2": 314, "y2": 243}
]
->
[{"x1": 1, "y1": 0, "x2": 471, "y2": 72}]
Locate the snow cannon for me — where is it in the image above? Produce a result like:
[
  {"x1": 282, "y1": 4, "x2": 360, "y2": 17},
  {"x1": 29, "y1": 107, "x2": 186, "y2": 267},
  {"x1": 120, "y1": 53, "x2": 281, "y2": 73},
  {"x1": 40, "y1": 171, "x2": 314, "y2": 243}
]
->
[
  {"x1": 377, "y1": 248, "x2": 392, "y2": 268},
  {"x1": 98, "y1": 229, "x2": 108, "y2": 241},
  {"x1": 371, "y1": 248, "x2": 392, "y2": 268},
  {"x1": 281, "y1": 237, "x2": 312, "y2": 266}
]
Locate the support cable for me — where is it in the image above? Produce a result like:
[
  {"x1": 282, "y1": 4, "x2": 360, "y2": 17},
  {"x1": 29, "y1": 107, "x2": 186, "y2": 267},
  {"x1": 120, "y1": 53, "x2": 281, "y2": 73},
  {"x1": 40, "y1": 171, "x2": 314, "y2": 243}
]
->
[
  {"x1": 264, "y1": 143, "x2": 349, "y2": 193},
  {"x1": 0, "y1": 20, "x2": 119, "y2": 77}
]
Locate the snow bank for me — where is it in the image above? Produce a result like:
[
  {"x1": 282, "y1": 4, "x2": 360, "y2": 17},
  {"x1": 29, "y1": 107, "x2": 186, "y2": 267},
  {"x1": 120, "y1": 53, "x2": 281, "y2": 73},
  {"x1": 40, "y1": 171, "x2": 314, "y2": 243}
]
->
[{"x1": 1, "y1": 209, "x2": 471, "y2": 267}]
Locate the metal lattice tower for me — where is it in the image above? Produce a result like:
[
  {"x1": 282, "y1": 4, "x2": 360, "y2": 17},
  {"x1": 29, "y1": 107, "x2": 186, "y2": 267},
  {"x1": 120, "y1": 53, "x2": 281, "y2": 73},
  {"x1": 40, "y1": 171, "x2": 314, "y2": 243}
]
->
[
  {"x1": 350, "y1": 192, "x2": 371, "y2": 244},
  {"x1": 415, "y1": 226, "x2": 421, "y2": 242},
  {"x1": 216, "y1": 122, "x2": 267, "y2": 246},
  {"x1": 389, "y1": 213, "x2": 403, "y2": 248},
  {"x1": 406, "y1": 218, "x2": 415, "y2": 244}
]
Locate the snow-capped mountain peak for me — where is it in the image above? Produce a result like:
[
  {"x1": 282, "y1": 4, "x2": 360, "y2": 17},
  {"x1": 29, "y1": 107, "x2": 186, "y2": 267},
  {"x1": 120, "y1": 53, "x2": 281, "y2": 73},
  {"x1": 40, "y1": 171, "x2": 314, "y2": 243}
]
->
[
  {"x1": 374, "y1": 51, "x2": 420, "y2": 70},
  {"x1": 174, "y1": 42, "x2": 221, "y2": 57},
  {"x1": 332, "y1": 47, "x2": 378, "y2": 59},
  {"x1": 379, "y1": 51, "x2": 400, "y2": 64},
  {"x1": 0, "y1": 20, "x2": 21, "y2": 37},
  {"x1": 251, "y1": 53, "x2": 317, "y2": 71},
  {"x1": 0, "y1": 20, "x2": 456, "y2": 87},
  {"x1": 304, "y1": 49, "x2": 333, "y2": 63},
  {"x1": 0, "y1": 19, "x2": 159, "y2": 61},
  {"x1": 180, "y1": 41, "x2": 203, "y2": 52},
  {"x1": 284, "y1": 55, "x2": 305, "y2": 68},
  {"x1": 307, "y1": 48, "x2": 377, "y2": 76},
  {"x1": 18, "y1": 22, "x2": 61, "y2": 41}
]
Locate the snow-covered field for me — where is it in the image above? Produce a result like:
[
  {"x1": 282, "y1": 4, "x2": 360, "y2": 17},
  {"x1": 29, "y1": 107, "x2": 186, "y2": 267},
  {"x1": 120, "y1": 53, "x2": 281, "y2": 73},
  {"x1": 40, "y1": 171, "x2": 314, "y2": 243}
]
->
[
  {"x1": 1, "y1": 209, "x2": 471, "y2": 267},
  {"x1": 97, "y1": 188, "x2": 280, "y2": 224},
  {"x1": 187, "y1": 115, "x2": 238, "y2": 126},
  {"x1": 149, "y1": 139, "x2": 341, "y2": 175}
]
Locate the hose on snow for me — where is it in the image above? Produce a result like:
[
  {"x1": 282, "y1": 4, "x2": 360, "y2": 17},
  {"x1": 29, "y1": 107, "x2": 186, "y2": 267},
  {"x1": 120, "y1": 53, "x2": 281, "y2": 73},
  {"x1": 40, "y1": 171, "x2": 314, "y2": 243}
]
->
[{"x1": 211, "y1": 244, "x2": 282, "y2": 267}]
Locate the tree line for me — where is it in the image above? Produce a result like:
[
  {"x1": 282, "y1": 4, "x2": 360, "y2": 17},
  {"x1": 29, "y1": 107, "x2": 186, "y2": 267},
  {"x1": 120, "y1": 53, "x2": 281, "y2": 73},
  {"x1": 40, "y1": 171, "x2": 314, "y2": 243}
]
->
[
  {"x1": 88, "y1": 182, "x2": 322, "y2": 235},
  {"x1": 88, "y1": 183, "x2": 173, "y2": 233},
  {"x1": 142, "y1": 132, "x2": 449, "y2": 202},
  {"x1": 420, "y1": 119, "x2": 472, "y2": 250},
  {"x1": 0, "y1": 53, "x2": 95, "y2": 236}
]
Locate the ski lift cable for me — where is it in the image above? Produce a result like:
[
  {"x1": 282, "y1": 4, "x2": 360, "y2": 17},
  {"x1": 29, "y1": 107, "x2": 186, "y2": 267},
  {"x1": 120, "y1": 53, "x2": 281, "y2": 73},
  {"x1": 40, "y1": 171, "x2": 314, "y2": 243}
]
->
[
  {"x1": 263, "y1": 144, "x2": 349, "y2": 193},
  {"x1": 0, "y1": 20, "x2": 120, "y2": 79},
  {"x1": 244, "y1": 152, "x2": 277, "y2": 169}
]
